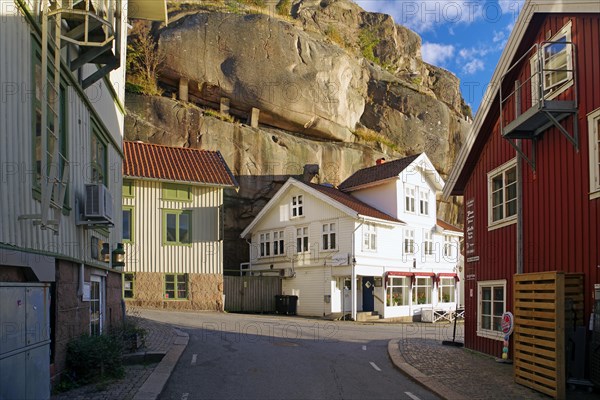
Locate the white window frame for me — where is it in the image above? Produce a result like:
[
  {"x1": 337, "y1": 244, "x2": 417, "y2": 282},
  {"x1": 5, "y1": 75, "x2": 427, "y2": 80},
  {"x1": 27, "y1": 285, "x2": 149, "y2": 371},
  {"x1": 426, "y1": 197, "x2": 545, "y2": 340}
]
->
[
  {"x1": 419, "y1": 189, "x2": 430, "y2": 216},
  {"x1": 387, "y1": 276, "x2": 410, "y2": 307},
  {"x1": 530, "y1": 21, "x2": 573, "y2": 104},
  {"x1": 90, "y1": 275, "x2": 105, "y2": 336},
  {"x1": 477, "y1": 280, "x2": 506, "y2": 341},
  {"x1": 405, "y1": 185, "x2": 416, "y2": 213},
  {"x1": 363, "y1": 223, "x2": 377, "y2": 252},
  {"x1": 423, "y1": 230, "x2": 433, "y2": 256},
  {"x1": 438, "y1": 277, "x2": 456, "y2": 303},
  {"x1": 443, "y1": 235, "x2": 453, "y2": 259},
  {"x1": 488, "y1": 158, "x2": 518, "y2": 230},
  {"x1": 322, "y1": 223, "x2": 337, "y2": 251},
  {"x1": 291, "y1": 195, "x2": 304, "y2": 218},
  {"x1": 404, "y1": 229, "x2": 415, "y2": 254},
  {"x1": 296, "y1": 227, "x2": 309, "y2": 253},
  {"x1": 259, "y1": 233, "x2": 271, "y2": 257},
  {"x1": 588, "y1": 108, "x2": 600, "y2": 200},
  {"x1": 273, "y1": 230, "x2": 285, "y2": 256},
  {"x1": 412, "y1": 277, "x2": 432, "y2": 305}
]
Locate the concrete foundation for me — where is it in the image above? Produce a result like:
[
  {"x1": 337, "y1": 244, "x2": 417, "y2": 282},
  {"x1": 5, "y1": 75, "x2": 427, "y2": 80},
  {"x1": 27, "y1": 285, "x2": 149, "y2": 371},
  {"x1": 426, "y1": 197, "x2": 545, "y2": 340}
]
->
[{"x1": 179, "y1": 77, "x2": 189, "y2": 102}]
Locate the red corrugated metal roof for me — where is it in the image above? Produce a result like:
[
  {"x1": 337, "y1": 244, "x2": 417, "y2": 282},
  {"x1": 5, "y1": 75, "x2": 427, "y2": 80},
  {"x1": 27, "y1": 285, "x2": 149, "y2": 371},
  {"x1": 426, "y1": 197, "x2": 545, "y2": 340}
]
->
[
  {"x1": 305, "y1": 183, "x2": 402, "y2": 223},
  {"x1": 338, "y1": 154, "x2": 421, "y2": 191},
  {"x1": 123, "y1": 141, "x2": 238, "y2": 187},
  {"x1": 436, "y1": 219, "x2": 462, "y2": 233}
]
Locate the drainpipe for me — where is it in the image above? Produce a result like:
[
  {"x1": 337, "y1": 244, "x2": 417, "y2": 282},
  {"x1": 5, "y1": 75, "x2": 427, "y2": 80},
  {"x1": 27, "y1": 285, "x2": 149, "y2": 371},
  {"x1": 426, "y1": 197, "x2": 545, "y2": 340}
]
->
[
  {"x1": 245, "y1": 238, "x2": 252, "y2": 276},
  {"x1": 515, "y1": 79, "x2": 524, "y2": 275},
  {"x1": 516, "y1": 146, "x2": 523, "y2": 275},
  {"x1": 351, "y1": 218, "x2": 365, "y2": 321},
  {"x1": 77, "y1": 263, "x2": 85, "y2": 298}
]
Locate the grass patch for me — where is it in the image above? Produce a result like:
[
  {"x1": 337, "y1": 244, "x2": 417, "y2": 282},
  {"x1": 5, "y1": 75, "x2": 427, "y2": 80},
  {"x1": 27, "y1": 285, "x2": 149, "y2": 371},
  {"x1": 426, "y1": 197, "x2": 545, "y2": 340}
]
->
[
  {"x1": 353, "y1": 127, "x2": 399, "y2": 151},
  {"x1": 358, "y1": 27, "x2": 381, "y2": 65},
  {"x1": 275, "y1": 0, "x2": 290, "y2": 16},
  {"x1": 204, "y1": 108, "x2": 235, "y2": 123},
  {"x1": 324, "y1": 25, "x2": 346, "y2": 48}
]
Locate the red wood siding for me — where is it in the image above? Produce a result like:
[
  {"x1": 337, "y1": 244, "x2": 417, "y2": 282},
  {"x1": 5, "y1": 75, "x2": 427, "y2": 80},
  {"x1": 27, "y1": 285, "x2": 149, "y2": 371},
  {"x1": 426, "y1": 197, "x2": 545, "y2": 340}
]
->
[{"x1": 463, "y1": 13, "x2": 600, "y2": 357}]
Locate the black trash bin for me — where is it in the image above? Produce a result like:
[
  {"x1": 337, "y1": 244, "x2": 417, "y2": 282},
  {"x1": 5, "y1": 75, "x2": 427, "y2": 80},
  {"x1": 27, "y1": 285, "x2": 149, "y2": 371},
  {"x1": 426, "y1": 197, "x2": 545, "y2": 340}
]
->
[
  {"x1": 287, "y1": 295, "x2": 298, "y2": 315},
  {"x1": 274, "y1": 295, "x2": 287, "y2": 314}
]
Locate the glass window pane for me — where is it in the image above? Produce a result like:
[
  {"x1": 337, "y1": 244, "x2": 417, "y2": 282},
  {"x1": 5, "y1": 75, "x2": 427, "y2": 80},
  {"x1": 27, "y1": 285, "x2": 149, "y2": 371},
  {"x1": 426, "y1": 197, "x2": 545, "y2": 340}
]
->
[
  {"x1": 493, "y1": 301, "x2": 504, "y2": 316},
  {"x1": 481, "y1": 315, "x2": 491, "y2": 330},
  {"x1": 330, "y1": 233, "x2": 336, "y2": 249},
  {"x1": 323, "y1": 235, "x2": 328, "y2": 250},
  {"x1": 123, "y1": 209, "x2": 131, "y2": 241},
  {"x1": 166, "y1": 213, "x2": 177, "y2": 242},
  {"x1": 482, "y1": 287, "x2": 491, "y2": 301},
  {"x1": 493, "y1": 287, "x2": 504, "y2": 301}
]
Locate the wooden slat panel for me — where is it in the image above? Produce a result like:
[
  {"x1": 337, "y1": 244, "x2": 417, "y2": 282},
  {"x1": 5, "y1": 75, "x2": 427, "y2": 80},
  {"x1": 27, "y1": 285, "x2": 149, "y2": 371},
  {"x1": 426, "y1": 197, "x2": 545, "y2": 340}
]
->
[
  {"x1": 515, "y1": 300, "x2": 557, "y2": 310},
  {"x1": 515, "y1": 377, "x2": 556, "y2": 397},
  {"x1": 514, "y1": 318, "x2": 556, "y2": 329},
  {"x1": 223, "y1": 276, "x2": 281, "y2": 313},
  {"x1": 514, "y1": 342, "x2": 557, "y2": 358},
  {"x1": 515, "y1": 352, "x2": 557, "y2": 368}
]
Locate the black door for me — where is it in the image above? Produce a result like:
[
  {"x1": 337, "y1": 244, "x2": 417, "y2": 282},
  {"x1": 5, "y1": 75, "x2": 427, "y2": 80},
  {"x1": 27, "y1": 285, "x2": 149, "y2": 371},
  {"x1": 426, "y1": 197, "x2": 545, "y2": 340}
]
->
[{"x1": 362, "y1": 276, "x2": 375, "y2": 312}]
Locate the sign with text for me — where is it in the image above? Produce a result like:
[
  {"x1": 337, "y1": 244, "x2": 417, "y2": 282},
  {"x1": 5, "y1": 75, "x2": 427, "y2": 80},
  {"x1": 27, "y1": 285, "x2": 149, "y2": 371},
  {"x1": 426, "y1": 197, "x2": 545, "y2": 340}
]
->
[{"x1": 465, "y1": 198, "x2": 476, "y2": 258}]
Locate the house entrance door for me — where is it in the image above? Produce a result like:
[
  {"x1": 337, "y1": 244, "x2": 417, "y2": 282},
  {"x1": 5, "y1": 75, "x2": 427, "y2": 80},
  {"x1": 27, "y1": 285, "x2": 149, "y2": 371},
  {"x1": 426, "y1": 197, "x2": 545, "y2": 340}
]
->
[{"x1": 362, "y1": 276, "x2": 374, "y2": 312}]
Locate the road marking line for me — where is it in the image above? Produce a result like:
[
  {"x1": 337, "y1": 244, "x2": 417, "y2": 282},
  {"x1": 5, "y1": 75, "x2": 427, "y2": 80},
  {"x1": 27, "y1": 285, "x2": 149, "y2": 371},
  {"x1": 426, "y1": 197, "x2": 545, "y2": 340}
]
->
[
  {"x1": 191, "y1": 354, "x2": 197, "y2": 365},
  {"x1": 362, "y1": 345, "x2": 367, "y2": 351},
  {"x1": 405, "y1": 392, "x2": 421, "y2": 400},
  {"x1": 369, "y1": 361, "x2": 381, "y2": 372},
  {"x1": 182, "y1": 393, "x2": 189, "y2": 400}
]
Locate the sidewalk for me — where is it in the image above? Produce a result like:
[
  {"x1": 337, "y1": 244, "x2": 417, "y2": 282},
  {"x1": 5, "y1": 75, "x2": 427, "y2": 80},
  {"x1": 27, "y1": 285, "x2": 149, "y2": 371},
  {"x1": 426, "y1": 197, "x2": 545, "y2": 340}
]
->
[
  {"x1": 388, "y1": 335, "x2": 600, "y2": 400},
  {"x1": 51, "y1": 316, "x2": 187, "y2": 400}
]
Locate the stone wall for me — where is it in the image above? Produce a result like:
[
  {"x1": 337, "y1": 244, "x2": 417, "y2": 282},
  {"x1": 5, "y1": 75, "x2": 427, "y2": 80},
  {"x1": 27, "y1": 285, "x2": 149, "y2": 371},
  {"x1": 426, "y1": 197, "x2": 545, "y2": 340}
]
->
[{"x1": 125, "y1": 272, "x2": 223, "y2": 311}]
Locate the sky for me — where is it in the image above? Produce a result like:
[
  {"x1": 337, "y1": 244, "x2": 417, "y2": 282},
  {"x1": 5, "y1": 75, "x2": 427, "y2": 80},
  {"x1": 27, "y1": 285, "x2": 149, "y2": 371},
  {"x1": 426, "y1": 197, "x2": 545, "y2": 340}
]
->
[{"x1": 355, "y1": 0, "x2": 526, "y2": 113}]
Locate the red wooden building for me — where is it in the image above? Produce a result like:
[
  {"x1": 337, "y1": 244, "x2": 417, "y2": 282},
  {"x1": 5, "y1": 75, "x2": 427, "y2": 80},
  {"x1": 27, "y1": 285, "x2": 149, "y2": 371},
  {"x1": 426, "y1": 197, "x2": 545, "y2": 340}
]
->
[{"x1": 444, "y1": 0, "x2": 599, "y2": 361}]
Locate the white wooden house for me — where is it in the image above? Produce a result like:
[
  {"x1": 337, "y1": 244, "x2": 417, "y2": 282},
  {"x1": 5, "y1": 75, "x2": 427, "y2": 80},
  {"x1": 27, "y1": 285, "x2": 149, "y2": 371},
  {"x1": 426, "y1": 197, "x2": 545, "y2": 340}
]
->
[
  {"x1": 0, "y1": 0, "x2": 166, "y2": 395},
  {"x1": 241, "y1": 153, "x2": 463, "y2": 321},
  {"x1": 122, "y1": 141, "x2": 238, "y2": 311}
]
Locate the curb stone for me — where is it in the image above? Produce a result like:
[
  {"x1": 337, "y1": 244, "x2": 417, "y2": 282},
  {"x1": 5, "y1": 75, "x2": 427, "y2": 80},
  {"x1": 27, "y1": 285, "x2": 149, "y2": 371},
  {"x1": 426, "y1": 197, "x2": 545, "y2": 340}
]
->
[
  {"x1": 133, "y1": 328, "x2": 189, "y2": 400},
  {"x1": 387, "y1": 339, "x2": 467, "y2": 400}
]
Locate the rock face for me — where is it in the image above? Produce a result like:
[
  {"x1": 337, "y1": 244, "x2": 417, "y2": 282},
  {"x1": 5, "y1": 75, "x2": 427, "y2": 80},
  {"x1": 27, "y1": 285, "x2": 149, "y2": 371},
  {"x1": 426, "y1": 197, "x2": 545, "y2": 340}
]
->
[
  {"x1": 158, "y1": 12, "x2": 368, "y2": 142},
  {"x1": 126, "y1": 0, "x2": 470, "y2": 271}
]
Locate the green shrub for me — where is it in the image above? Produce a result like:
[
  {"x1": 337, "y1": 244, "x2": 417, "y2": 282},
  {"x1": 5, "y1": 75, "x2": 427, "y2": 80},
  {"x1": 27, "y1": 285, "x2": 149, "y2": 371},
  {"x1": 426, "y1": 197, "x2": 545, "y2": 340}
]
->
[
  {"x1": 353, "y1": 127, "x2": 399, "y2": 151},
  {"x1": 66, "y1": 334, "x2": 124, "y2": 384},
  {"x1": 358, "y1": 27, "x2": 381, "y2": 65},
  {"x1": 203, "y1": 108, "x2": 235, "y2": 123},
  {"x1": 275, "y1": 0, "x2": 291, "y2": 16},
  {"x1": 324, "y1": 25, "x2": 345, "y2": 48}
]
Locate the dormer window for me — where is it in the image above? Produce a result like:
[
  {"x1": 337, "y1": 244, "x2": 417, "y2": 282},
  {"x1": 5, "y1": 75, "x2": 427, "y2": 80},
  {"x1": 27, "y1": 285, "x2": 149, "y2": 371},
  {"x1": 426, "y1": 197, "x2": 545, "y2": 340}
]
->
[{"x1": 292, "y1": 195, "x2": 304, "y2": 218}]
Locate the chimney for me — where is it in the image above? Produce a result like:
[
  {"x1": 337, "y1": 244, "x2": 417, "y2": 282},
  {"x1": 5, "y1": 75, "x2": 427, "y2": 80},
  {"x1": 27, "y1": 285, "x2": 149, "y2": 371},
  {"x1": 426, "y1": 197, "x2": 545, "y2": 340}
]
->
[
  {"x1": 376, "y1": 158, "x2": 386, "y2": 166},
  {"x1": 303, "y1": 164, "x2": 319, "y2": 183}
]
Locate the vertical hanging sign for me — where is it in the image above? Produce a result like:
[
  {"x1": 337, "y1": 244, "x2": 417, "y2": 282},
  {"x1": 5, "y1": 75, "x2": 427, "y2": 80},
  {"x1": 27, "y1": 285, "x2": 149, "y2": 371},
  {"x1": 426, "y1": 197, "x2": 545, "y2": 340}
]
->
[{"x1": 465, "y1": 198, "x2": 478, "y2": 280}]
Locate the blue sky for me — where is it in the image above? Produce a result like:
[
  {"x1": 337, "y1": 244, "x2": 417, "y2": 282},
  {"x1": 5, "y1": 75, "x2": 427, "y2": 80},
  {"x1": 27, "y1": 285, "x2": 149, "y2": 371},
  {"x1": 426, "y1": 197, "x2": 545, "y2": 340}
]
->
[{"x1": 356, "y1": 0, "x2": 525, "y2": 112}]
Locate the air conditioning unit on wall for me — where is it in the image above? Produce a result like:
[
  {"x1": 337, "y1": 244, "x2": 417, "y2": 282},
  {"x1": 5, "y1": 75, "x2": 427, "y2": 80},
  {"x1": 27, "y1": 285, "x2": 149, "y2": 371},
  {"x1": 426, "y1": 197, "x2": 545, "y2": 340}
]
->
[
  {"x1": 84, "y1": 184, "x2": 113, "y2": 223},
  {"x1": 280, "y1": 268, "x2": 295, "y2": 278}
]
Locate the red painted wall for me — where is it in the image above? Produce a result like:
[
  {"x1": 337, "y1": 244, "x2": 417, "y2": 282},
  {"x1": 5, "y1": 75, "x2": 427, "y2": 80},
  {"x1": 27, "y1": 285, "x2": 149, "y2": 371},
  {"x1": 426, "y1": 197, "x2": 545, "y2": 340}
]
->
[{"x1": 463, "y1": 13, "x2": 600, "y2": 356}]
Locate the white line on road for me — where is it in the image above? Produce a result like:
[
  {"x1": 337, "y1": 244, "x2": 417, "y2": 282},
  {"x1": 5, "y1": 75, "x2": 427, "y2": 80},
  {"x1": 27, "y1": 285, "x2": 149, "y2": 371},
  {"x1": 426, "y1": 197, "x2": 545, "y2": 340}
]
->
[
  {"x1": 181, "y1": 393, "x2": 189, "y2": 400},
  {"x1": 191, "y1": 354, "x2": 197, "y2": 365},
  {"x1": 362, "y1": 345, "x2": 367, "y2": 351},
  {"x1": 405, "y1": 392, "x2": 421, "y2": 400},
  {"x1": 369, "y1": 361, "x2": 381, "y2": 372}
]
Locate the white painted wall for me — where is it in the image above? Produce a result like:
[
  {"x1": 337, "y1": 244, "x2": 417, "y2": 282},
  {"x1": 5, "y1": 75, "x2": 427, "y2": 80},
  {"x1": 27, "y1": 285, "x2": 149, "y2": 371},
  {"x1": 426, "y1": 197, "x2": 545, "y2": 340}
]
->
[
  {"x1": 123, "y1": 180, "x2": 224, "y2": 274},
  {"x1": 0, "y1": 3, "x2": 127, "y2": 273}
]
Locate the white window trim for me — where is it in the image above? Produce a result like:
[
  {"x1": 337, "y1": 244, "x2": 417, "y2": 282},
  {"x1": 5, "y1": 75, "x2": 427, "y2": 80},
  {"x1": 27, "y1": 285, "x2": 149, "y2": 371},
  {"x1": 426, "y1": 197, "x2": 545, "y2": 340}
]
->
[
  {"x1": 476, "y1": 279, "x2": 506, "y2": 341},
  {"x1": 322, "y1": 222, "x2": 337, "y2": 251},
  {"x1": 273, "y1": 230, "x2": 285, "y2": 256},
  {"x1": 530, "y1": 21, "x2": 573, "y2": 104},
  {"x1": 588, "y1": 108, "x2": 600, "y2": 200},
  {"x1": 296, "y1": 226, "x2": 309, "y2": 254},
  {"x1": 259, "y1": 232, "x2": 271, "y2": 258},
  {"x1": 405, "y1": 185, "x2": 416, "y2": 214},
  {"x1": 291, "y1": 195, "x2": 304, "y2": 219},
  {"x1": 419, "y1": 189, "x2": 430, "y2": 216},
  {"x1": 487, "y1": 158, "x2": 518, "y2": 230},
  {"x1": 363, "y1": 223, "x2": 377, "y2": 252},
  {"x1": 403, "y1": 228, "x2": 415, "y2": 255},
  {"x1": 422, "y1": 229, "x2": 433, "y2": 256}
]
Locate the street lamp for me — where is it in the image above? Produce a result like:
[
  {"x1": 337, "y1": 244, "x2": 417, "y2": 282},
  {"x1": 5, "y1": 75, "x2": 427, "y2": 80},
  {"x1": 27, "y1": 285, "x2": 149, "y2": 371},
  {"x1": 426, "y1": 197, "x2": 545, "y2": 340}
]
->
[{"x1": 112, "y1": 243, "x2": 125, "y2": 270}]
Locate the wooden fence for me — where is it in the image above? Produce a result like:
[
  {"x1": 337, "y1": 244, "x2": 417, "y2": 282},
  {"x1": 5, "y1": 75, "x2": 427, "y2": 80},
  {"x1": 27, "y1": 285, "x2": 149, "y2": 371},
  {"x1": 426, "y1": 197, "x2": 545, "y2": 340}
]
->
[
  {"x1": 223, "y1": 276, "x2": 281, "y2": 313},
  {"x1": 513, "y1": 272, "x2": 584, "y2": 399}
]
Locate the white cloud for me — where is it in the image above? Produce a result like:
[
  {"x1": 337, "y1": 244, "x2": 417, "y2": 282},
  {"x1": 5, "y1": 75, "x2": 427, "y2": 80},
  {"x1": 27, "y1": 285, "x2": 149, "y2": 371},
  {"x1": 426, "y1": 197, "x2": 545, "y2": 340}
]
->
[
  {"x1": 356, "y1": 1, "x2": 484, "y2": 33},
  {"x1": 492, "y1": 30, "x2": 505, "y2": 43},
  {"x1": 498, "y1": 0, "x2": 525, "y2": 16},
  {"x1": 421, "y1": 42, "x2": 455, "y2": 66},
  {"x1": 463, "y1": 59, "x2": 485, "y2": 74}
]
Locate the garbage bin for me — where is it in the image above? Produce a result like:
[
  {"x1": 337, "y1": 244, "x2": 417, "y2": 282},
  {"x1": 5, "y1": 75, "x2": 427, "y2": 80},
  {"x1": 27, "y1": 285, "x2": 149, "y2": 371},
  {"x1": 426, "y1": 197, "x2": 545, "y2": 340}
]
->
[
  {"x1": 287, "y1": 295, "x2": 298, "y2": 315},
  {"x1": 274, "y1": 295, "x2": 287, "y2": 314},
  {"x1": 274, "y1": 295, "x2": 299, "y2": 315}
]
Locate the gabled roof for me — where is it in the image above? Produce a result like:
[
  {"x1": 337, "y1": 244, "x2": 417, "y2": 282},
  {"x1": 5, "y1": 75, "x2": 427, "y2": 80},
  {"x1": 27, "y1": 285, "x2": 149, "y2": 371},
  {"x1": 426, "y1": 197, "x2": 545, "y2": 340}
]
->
[
  {"x1": 123, "y1": 141, "x2": 238, "y2": 188},
  {"x1": 443, "y1": 0, "x2": 600, "y2": 198},
  {"x1": 240, "y1": 178, "x2": 403, "y2": 238},
  {"x1": 436, "y1": 219, "x2": 463, "y2": 235},
  {"x1": 338, "y1": 153, "x2": 444, "y2": 192}
]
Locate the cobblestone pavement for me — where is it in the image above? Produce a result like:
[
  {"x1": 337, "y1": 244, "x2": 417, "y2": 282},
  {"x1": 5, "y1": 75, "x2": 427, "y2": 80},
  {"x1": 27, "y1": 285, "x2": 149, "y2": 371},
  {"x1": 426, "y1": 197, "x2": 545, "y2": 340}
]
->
[
  {"x1": 51, "y1": 316, "x2": 176, "y2": 400},
  {"x1": 397, "y1": 337, "x2": 547, "y2": 399}
]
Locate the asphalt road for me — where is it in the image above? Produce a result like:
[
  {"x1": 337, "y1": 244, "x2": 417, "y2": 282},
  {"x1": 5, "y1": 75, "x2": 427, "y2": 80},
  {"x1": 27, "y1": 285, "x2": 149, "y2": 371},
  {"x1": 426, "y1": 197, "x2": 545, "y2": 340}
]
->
[{"x1": 138, "y1": 310, "x2": 460, "y2": 400}]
